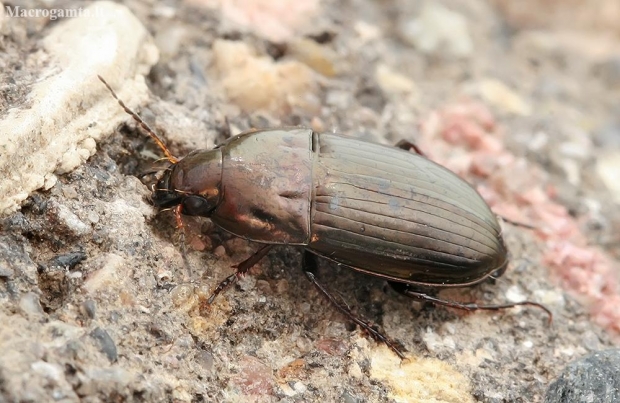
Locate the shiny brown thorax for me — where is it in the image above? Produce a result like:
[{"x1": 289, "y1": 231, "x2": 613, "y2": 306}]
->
[{"x1": 209, "y1": 128, "x2": 313, "y2": 244}]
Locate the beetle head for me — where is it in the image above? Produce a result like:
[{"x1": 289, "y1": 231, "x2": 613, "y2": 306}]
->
[
  {"x1": 98, "y1": 76, "x2": 223, "y2": 217},
  {"x1": 151, "y1": 149, "x2": 223, "y2": 217}
]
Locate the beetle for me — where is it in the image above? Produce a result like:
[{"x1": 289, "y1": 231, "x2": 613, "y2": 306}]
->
[{"x1": 98, "y1": 76, "x2": 550, "y2": 358}]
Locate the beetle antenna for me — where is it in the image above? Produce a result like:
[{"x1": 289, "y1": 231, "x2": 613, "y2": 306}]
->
[{"x1": 97, "y1": 75, "x2": 178, "y2": 164}]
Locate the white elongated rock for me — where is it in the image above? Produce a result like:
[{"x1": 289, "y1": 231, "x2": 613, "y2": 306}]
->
[{"x1": 0, "y1": 1, "x2": 159, "y2": 215}]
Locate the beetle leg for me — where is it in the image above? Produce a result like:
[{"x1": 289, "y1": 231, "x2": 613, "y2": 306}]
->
[
  {"x1": 497, "y1": 215, "x2": 537, "y2": 230},
  {"x1": 389, "y1": 282, "x2": 552, "y2": 322},
  {"x1": 173, "y1": 204, "x2": 186, "y2": 251},
  {"x1": 174, "y1": 205, "x2": 185, "y2": 230},
  {"x1": 303, "y1": 252, "x2": 406, "y2": 359},
  {"x1": 207, "y1": 244, "x2": 273, "y2": 304},
  {"x1": 395, "y1": 139, "x2": 426, "y2": 156},
  {"x1": 172, "y1": 205, "x2": 193, "y2": 277}
]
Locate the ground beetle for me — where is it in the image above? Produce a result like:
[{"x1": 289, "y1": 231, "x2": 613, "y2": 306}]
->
[{"x1": 99, "y1": 76, "x2": 550, "y2": 358}]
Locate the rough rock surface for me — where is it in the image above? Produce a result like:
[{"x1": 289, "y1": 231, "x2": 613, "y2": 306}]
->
[{"x1": 1, "y1": 1, "x2": 619, "y2": 402}]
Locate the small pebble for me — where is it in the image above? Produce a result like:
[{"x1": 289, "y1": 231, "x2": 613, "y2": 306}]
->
[
  {"x1": 86, "y1": 211, "x2": 99, "y2": 224},
  {"x1": 171, "y1": 283, "x2": 195, "y2": 307},
  {"x1": 316, "y1": 337, "x2": 348, "y2": 356},
  {"x1": 156, "y1": 268, "x2": 173, "y2": 283},
  {"x1": 31, "y1": 361, "x2": 64, "y2": 382},
  {"x1": 52, "y1": 202, "x2": 91, "y2": 236},
  {"x1": 596, "y1": 151, "x2": 620, "y2": 202},
  {"x1": 287, "y1": 38, "x2": 338, "y2": 77},
  {"x1": 400, "y1": 3, "x2": 473, "y2": 58},
  {"x1": 234, "y1": 356, "x2": 274, "y2": 395},
  {"x1": 255, "y1": 279, "x2": 272, "y2": 295},
  {"x1": 213, "y1": 245, "x2": 227, "y2": 258},
  {"x1": 90, "y1": 327, "x2": 118, "y2": 363},
  {"x1": 195, "y1": 350, "x2": 214, "y2": 373},
  {"x1": 0, "y1": 265, "x2": 14, "y2": 278},
  {"x1": 342, "y1": 390, "x2": 361, "y2": 403},
  {"x1": 61, "y1": 186, "x2": 78, "y2": 199},
  {"x1": 19, "y1": 292, "x2": 44, "y2": 316},
  {"x1": 292, "y1": 381, "x2": 306, "y2": 393},
  {"x1": 82, "y1": 299, "x2": 96, "y2": 319},
  {"x1": 375, "y1": 64, "x2": 417, "y2": 96},
  {"x1": 593, "y1": 56, "x2": 620, "y2": 88},
  {"x1": 473, "y1": 79, "x2": 532, "y2": 116},
  {"x1": 48, "y1": 252, "x2": 86, "y2": 270}
]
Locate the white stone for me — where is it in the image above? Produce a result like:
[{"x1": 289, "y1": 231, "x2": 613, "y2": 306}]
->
[
  {"x1": 0, "y1": 1, "x2": 159, "y2": 216},
  {"x1": 400, "y1": 3, "x2": 473, "y2": 58}
]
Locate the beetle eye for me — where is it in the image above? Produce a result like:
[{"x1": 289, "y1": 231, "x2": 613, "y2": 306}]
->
[{"x1": 182, "y1": 196, "x2": 213, "y2": 217}]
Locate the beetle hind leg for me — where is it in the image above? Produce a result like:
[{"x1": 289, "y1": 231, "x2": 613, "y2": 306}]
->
[
  {"x1": 303, "y1": 252, "x2": 407, "y2": 359},
  {"x1": 395, "y1": 139, "x2": 426, "y2": 156},
  {"x1": 389, "y1": 282, "x2": 552, "y2": 322},
  {"x1": 207, "y1": 244, "x2": 273, "y2": 304}
]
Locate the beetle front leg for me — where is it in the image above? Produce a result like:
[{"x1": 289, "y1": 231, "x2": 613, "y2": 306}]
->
[
  {"x1": 173, "y1": 205, "x2": 193, "y2": 278},
  {"x1": 389, "y1": 282, "x2": 552, "y2": 322},
  {"x1": 302, "y1": 252, "x2": 407, "y2": 359},
  {"x1": 207, "y1": 244, "x2": 273, "y2": 304}
]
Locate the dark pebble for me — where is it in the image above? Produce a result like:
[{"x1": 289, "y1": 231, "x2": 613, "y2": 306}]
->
[
  {"x1": 82, "y1": 299, "x2": 96, "y2": 319},
  {"x1": 545, "y1": 349, "x2": 620, "y2": 403},
  {"x1": 90, "y1": 327, "x2": 118, "y2": 363},
  {"x1": 48, "y1": 251, "x2": 87, "y2": 270}
]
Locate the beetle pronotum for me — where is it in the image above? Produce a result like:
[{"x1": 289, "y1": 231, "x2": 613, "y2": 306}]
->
[{"x1": 98, "y1": 75, "x2": 550, "y2": 359}]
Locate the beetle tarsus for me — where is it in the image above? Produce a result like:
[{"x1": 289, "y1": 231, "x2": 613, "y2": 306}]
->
[
  {"x1": 390, "y1": 282, "x2": 553, "y2": 322},
  {"x1": 173, "y1": 205, "x2": 193, "y2": 278},
  {"x1": 207, "y1": 273, "x2": 237, "y2": 304},
  {"x1": 395, "y1": 139, "x2": 426, "y2": 156},
  {"x1": 178, "y1": 231, "x2": 192, "y2": 279},
  {"x1": 303, "y1": 252, "x2": 406, "y2": 360},
  {"x1": 461, "y1": 300, "x2": 553, "y2": 321},
  {"x1": 207, "y1": 244, "x2": 273, "y2": 304}
]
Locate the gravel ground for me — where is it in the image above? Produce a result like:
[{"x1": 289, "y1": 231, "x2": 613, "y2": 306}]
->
[{"x1": 1, "y1": 1, "x2": 619, "y2": 402}]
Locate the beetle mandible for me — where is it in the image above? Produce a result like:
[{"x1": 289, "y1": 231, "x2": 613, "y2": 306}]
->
[{"x1": 98, "y1": 76, "x2": 550, "y2": 359}]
